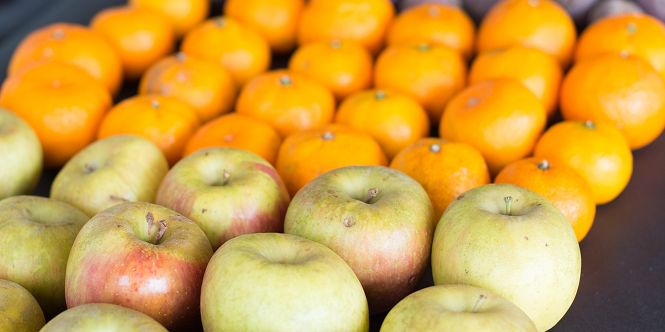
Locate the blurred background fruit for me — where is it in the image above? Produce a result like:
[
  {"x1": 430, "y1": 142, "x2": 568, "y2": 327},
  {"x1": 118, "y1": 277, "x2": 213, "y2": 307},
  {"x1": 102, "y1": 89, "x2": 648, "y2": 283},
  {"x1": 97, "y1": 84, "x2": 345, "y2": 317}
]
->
[
  {"x1": 399, "y1": 0, "x2": 462, "y2": 11},
  {"x1": 637, "y1": 0, "x2": 665, "y2": 21},
  {"x1": 588, "y1": 0, "x2": 644, "y2": 23},
  {"x1": 554, "y1": 0, "x2": 599, "y2": 24},
  {"x1": 463, "y1": 0, "x2": 499, "y2": 21},
  {"x1": 129, "y1": 0, "x2": 209, "y2": 37}
]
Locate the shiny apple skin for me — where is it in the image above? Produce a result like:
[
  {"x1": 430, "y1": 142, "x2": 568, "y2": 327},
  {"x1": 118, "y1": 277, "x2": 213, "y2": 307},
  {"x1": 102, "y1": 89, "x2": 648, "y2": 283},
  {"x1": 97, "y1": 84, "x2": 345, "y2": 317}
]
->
[{"x1": 41, "y1": 303, "x2": 167, "y2": 332}]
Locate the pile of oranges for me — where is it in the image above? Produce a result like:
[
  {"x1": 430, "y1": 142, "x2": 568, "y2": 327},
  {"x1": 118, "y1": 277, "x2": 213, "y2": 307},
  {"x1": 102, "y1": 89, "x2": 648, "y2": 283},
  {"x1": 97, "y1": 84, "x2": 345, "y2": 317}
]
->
[{"x1": 2, "y1": 0, "x2": 665, "y2": 244}]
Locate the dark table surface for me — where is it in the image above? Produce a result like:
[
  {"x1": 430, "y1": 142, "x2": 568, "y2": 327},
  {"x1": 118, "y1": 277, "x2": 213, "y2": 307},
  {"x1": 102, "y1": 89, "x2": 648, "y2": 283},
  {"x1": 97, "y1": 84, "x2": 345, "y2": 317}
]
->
[{"x1": 1, "y1": 0, "x2": 664, "y2": 331}]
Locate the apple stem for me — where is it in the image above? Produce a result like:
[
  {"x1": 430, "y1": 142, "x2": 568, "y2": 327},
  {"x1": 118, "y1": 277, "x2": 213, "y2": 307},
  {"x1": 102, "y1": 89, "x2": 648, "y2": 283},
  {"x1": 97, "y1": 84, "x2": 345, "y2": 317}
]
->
[
  {"x1": 504, "y1": 196, "x2": 513, "y2": 216},
  {"x1": 366, "y1": 188, "x2": 379, "y2": 203},
  {"x1": 471, "y1": 294, "x2": 487, "y2": 313},
  {"x1": 145, "y1": 212, "x2": 167, "y2": 245},
  {"x1": 156, "y1": 220, "x2": 167, "y2": 243},
  {"x1": 221, "y1": 169, "x2": 231, "y2": 185}
]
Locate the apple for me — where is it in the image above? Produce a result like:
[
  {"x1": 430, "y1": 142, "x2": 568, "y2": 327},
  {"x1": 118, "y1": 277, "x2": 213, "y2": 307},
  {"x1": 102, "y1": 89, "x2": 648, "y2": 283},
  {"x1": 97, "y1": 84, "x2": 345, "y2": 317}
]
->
[
  {"x1": 41, "y1": 303, "x2": 167, "y2": 332},
  {"x1": 0, "y1": 196, "x2": 88, "y2": 318},
  {"x1": 588, "y1": 0, "x2": 644, "y2": 23},
  {"x1": 432, "y1": 184, "x2": 581, "y2": 331},
  {"x1": 0, "y1": 108, "x2": 42, "y2": 200},
  {"x1": 156, "y1": 147, "x2": 290, "y2": 250},
  {"x1": 51, "y1": 135, "x2": 169, "y2": 216},
  {"x1": 0, "y1": 279, "x2": 45, "y2": 332},
  {"x1": 381, "y1": 284, "x2": 537, "y2": 332},
  {"x1": 284, "y1": 165, "x2": 435, "y2": 313},
  {"x1": 65, "y1": 201, "x2": 213, "y2": 328},
  {"x1": 201, "y1": 233, "x2": 369, "y2": 332}
]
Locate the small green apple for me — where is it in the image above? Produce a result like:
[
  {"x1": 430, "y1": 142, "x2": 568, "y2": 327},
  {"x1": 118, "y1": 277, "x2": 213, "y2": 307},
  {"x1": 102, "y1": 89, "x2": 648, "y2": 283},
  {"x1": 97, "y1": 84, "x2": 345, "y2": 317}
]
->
[
  {"x1": 0, "y1": 108, "x2": 42, "y2": 199},
  {"x1": 41, "y1": 303, "x2": 167, "y2": 332},
  {"x1": 432, "y1": 184, "x2": 581, "y2": 331},
  {"x1": 51, "y1": 135, "x2": 169, "y2": 216},
  {"x1": 0, "y1": 279, "x2": 45, "y2": 332},
  {"x1": 201, "y1": 233, "x2": 369, "y2": 332}
]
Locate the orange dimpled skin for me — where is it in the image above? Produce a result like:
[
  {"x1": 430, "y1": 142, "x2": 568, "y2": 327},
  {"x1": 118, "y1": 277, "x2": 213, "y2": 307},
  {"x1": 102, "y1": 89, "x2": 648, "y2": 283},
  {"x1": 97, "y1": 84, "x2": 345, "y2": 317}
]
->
[
  {"x1": 8, "y1": 23, "x2": 123, "y2": 95},
  {"x1": 390, "y1": 138, "x2": 490, "y2": 222},
  {"x1": 477, "y1": 0, "x2": 577, "y2": 67},
  {"x1": 130, "y1": 0, "x2": 209, "y2": 37},
  {"x1": 236, "y1": 70, "x2": 335, "y2": 138},
  {"x1": 439, "y1": 79, "x2": 547, "y2": 175},
  {"x1": 495, "y1": 157, "x2": 597, "y2": 241},
  {"x1": 387, "y1": 3, "x2": 475, "y2": 58},
  {"x1": 534, "y1": 121, "x2": 633, "y2": 205},
  {"x1": 335, "y1": 89, "x2": 430, "y2": 159},
  {"x1": 181, "y1": 17, "x2": 271, "y2": 85},
  {"x1": 184, "y1": 113, "x2": 282, "y2": 164},
  {"x1": 139, "y1": 53, "x2": 238, "y2": 122},
  {"x1": 374, "y1": 43, "x2": 466, "y2": 123},
  {"x1": 98, "y1": 95, "x2": 200, "y2": 165},
  {"x1": 469, "y1": 46, "x2": 563, "y2": 117},
  {"x1": 289, "y1": 40, "x2": 373, "y2": 100},
  {"x1": 225, "y1": 0, "x2": 304, "y2": 53},
  {"x1": 276, "y1": 124, "x2": 388, "y2": 195},
  {"x1": 0, "y1": 62, "x2": 112, "y2": 167},
  {"x1": 91, "y1": 6, "x2": 175, "y2": 79},
  {"x1": 576, "y1": 13, "x2": 665, "y2": 81},
  {"x1": 560, "y1": 54, "x2": 665, "y2": 150},
  {"x1": 297, "y1": 0, "x2": 395, "y2": 54}
]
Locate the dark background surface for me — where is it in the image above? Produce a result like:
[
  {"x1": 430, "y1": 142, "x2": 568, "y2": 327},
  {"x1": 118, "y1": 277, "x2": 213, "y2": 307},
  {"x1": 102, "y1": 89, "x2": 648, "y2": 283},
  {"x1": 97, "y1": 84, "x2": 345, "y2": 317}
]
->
[{"x1": 1, "y1": 0, "x2": 664, "y2": 331}]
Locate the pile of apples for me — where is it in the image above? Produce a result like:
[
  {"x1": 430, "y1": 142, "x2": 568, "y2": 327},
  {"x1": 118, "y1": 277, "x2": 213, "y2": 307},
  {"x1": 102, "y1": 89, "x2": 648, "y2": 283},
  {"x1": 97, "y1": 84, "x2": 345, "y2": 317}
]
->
[{"x1": 1, "y1": 105, "x2": 578, "y2": 331}]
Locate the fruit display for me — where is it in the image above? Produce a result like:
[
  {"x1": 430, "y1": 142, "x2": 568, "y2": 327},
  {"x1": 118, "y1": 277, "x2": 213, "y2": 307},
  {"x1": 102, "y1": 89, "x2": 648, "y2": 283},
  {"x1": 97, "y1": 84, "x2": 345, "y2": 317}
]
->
[{"x1": 1, "y1": 0, "x2": 665, "y2": 330}]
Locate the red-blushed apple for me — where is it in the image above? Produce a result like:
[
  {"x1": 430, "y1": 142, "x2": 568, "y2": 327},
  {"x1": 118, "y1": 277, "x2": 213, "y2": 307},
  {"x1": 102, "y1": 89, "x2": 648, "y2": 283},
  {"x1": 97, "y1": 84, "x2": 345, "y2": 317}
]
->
[
  {"x1": 201, "y1": 233, "x2": 369, "y2": 331},
  {"x1": 284, "y1": 166, "x2": 435, "y2": 313},
  {"x1": 380, "y1": 284, "x2": 537, "y2": 332},
  {"x1": 0, "y1": 108, "x2": 42, "y2": 199},
  {"x1": 51, "y1": 135, "x2": 169, "y2": 216},
  {"x1": 64, "y1": 201, "x2": 213, "y2": 329},
  {"x1": 41, "y1": 303, "x2": 167, "y2": 332},
  {"x1": 0, "y1": 279, "x2": 45, "y2": 332},
  {"x1": 432, "y1": 184, "x2": 581, "y2": 331},
  {"x1": 156, "y1": 147, "x2": 290, "y2": 249},
  {"x1": 0, "y1": 196, "x2": 88, "y2": 318}
]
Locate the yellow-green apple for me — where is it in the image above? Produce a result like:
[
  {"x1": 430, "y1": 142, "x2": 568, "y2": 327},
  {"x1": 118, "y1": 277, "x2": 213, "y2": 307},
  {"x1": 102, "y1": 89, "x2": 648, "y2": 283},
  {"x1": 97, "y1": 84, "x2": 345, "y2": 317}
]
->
[
  {"x1": 381, "y1": 284, "x2": 537, "y2": 332},
  {"x1": 201, "y1": 233, "x2": 369, "y2": 332},
  {"x1": 0, "y1": 279, "x2": 45, "y2": 332},
  {"x1": 156, "y1": 148, "x2": 290, "y2": 249},
  {"x1": 284, "y1": 166, "x2": 435, "y2": 313},
  {"x1": 64, "y1": 202, "x2": 213, "y2": 328},
  {"x1": 0, "y1": 196, "x2": 87, "y2": 318},
  {"x1": 0, "y1": 108, "x2": 42, "y2": 199},
  {"x1": 41, "y1": 303, "x2": 167, "y2": 332},
  {"x1": 51, "y1": 135, "x2": 169, "y2": 216},
  {"x1": 432, "y1": 184, "x2": 581, "y2": 331}
]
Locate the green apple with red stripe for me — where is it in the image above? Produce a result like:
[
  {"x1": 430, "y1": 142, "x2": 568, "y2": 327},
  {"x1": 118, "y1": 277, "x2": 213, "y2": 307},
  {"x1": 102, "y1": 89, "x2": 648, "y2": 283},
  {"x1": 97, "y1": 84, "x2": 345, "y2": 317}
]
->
[
  {"x1": 64, "y1": 202, "x2": 213, "y2": 329},
  {"x1": 156, "y1": 147, "x2": 290, "y2": 250}
]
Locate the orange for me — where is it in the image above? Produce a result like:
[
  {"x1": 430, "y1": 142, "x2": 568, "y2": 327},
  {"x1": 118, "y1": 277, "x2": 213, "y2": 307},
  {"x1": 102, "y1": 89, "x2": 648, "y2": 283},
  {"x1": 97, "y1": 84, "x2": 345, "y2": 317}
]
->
[
  {"x1": 390, "y1": 138, "x2": 490, "y2": 222},
  {"x1": 184, "y1": 113, "x2": 282, "y2": 164},
  {"x1": 374, "y1": 43, "x2": 466, "y2": 123},
  {"x1": 560, "y1": 54, "x2": 665, "y2": 149},
  {"x1": 288, "y1": 40, "x2": 373, "y2": 100},
  {"x1": 335, "y1": 89, "x2": 430, "y2": 159},
  {"x1": 236, "y1": 70, "x2": 335, "y2": 137},
  {"x1": 8, "y1": 23, "x2": 123, "y2": 95},
  {"x1": 469, "y1": 46, "x2": 563, "y2": 117},
  {"x1": 477, "y1": 0, "x2": 577, "y2": 67},
  {"x1": 0, "y1": 62, "x2": 112, "y2": 167},
  {"x1": 576, "y1": 13, "x2": 665, "y2": 81},
  {"x1": 439, "y1": 79, "x2": 546, "y2": 175},
  {"x1": 495, "y1": 157, "x2": 597, "y2": 241},
  {"x1": 534, "y1": 120, "x2": 633, "y2": 204},
  {"x1": 91, "y1": 6, "x2": 175, "y2": 79},
  {"x1": 224, "y1": 0, "x2": 304, "y2": 53},
  {"x1": 139, "y1": 53, "x2": 237, "y2": 122},
  {"x1": 181, "y1": 17, "x2": 271, "y2": 85},
  {"x1": 276, "y1": 124, "x2": 388, "y2": 195},
  {"x1": 387, "y1": 3, "x2": 475, "y2": 58},
  {"x1": 129, "y1": 0, "x2": 209, "y2": 37},
  {"x1": 98, "y1": 95, "x2": 200, "y2": 165},
  {"x1": 297, "y1": 0, "x2": 395, "y2": 54}
]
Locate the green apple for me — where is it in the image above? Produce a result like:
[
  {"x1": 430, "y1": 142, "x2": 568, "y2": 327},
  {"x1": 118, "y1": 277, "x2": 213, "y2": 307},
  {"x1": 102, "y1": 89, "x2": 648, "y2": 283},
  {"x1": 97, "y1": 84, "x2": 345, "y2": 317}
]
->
[
  {"x1": 156, "y1": 147, "x2": 290, "y2": 250},
  {"x1": 51, "y1": 135, "x2": 169, "y2": 216},
  {"x1": 0, "y1": 108, "x2": 42, "y2": 199},
  {"x1": 201, "y1": 233, "x2": 369, "y2": 332},
  {"x1": 284, "y1": 166, "x2": 435, "y2": 313},
  {"x1": 41, "y1": 303, "x2": 167, "y2": 332},
  {"x1": 0, "y1": 279, "x2": 45, "y2": 332},
  {"x1": 0, "y1": 196, "x2": 88, "y2": 318},
  {"x1": 381, "y1": 284, "x2": 537, "y2": 332},
  {"x1": 432, "y1": 184, "x2": 581, "y2": 331}
]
